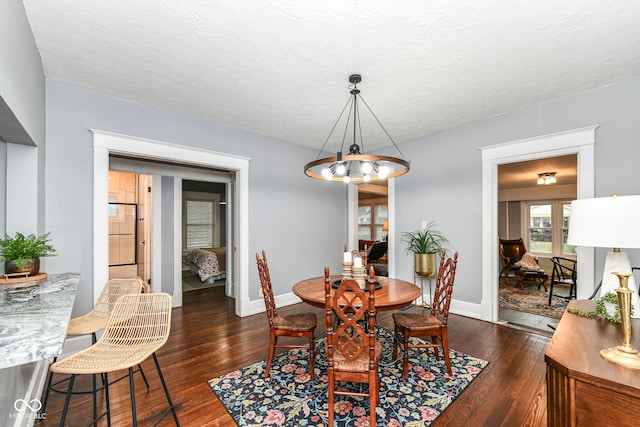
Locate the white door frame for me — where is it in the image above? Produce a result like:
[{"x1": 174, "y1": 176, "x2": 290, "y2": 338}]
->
[
  {"x1": 479, "y1": 126, "x2": 597, "y2": 322},
  {"x1": 92, "y1": 130, "x2": 252, "y2": 316}
]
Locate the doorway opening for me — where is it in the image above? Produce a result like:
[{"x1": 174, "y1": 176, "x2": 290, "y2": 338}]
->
[
  {"x1": 93, "y1": 130, "x2": 251, "y2": 316},
  {"x1": 480, "y1": 126, "x2": 596, "y2": 324},
  {"x1": 181, "y1": 180, "x2": 229, "y2": 296},
  {"x1": 348, "y1": 179, "x2": 396, "y2": 278},
  {"x1": 357, "y1": 181, "x2": 389, "y2": 276},
  {"x1": 107, "y1": 171, "x2": 153, "y2": 289},
  {"x1": 497, "y1": 155, "x2": 577, "y2": 334}
]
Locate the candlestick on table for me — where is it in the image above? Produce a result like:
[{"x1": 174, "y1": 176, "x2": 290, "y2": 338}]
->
[{"x1": 342, "y1": 261, "x2": 353, "y2": 279}]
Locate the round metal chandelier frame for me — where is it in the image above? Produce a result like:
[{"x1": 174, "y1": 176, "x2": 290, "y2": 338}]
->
[{"x1": 304, "y1": 74, "x2": 410, "y2": 183}]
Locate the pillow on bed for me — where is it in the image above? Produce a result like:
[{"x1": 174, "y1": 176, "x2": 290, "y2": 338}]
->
[{"x1": 514, "y1": 252, "x2": 540, "y2": 270}]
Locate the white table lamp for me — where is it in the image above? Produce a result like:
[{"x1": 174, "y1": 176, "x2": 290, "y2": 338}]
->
[{"x1": 567, "y1": 194, "x2": 640, "y2": 369}]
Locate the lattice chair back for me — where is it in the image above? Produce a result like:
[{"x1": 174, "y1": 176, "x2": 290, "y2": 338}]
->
[
  {"x1": 325, "y1": 266, "x2": 377, "y2": 362},
  {"x1": 430, "y1": 250, "x2": 459, "y2": 326},
  {"x1": 256, "y1": 251, "x2": 278, "y2": 327},
  {"x1": 101, "y1": 293, "x2": 172, "y2": 356},
  {"x1": 92, "y1": 278, "x2": 146, "y2": 318}
]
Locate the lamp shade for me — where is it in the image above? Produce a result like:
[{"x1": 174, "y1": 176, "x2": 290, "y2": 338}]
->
[
  {"x1": 567, "y1": 195, "x2": 640, "y2": 249},
  {"x1": 382, "y1": 219, "x2": 388, "y2": 232}
]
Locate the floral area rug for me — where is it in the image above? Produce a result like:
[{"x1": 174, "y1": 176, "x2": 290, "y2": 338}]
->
[
  {"x1": 499, "y1": 284, "x2": 569, "y2": 319},
  {"x1": 208, "y1": 326, "x2": 488, "y2": 426}
]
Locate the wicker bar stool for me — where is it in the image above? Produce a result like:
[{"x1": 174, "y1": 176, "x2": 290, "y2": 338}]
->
[
  {"x1": 66, "y1": 278, "x2": 146, "y2": 343},
  {"x1": 41, "y1": 278, "x2": 147, "y2": 415},
  {"x1": 47, "y1": 292, "x2": 180, "y2": 426}
]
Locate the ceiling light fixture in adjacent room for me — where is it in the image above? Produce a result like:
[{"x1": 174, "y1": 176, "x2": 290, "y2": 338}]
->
[
  {"x1": 537, "y1": 172, "x2": 557, "y2": 185},
  {"x1": 304, "y1": 74, "x2": 410, "y2": 183}
]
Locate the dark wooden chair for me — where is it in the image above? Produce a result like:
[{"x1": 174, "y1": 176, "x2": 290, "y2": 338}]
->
[
  {"x1": 548, "y1": 256, "x2": 577, "y2": 305},
  {"x1": 365, "y1": 241, "x2": 388, "y2": 277},
  {"x1": 366, "y1": 241, "x2": 387, "y2": 263},
  {"x1": 498, "y1": 238, "x2": 549, "y2": 291},
  {"x1": 324, "y1": 266, "x2": 380, "y2": 427},
  {"x1": 393, "y1": 250, "x2": 458, "y2": 380},
  {"x1": 498, "y1": 238, "x2": 528, "y2": 286},
  {"x1": 256, "y1": 251, "x2": 316, "y2": 379}
]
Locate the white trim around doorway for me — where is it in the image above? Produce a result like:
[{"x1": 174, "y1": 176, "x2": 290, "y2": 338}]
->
[
  {"x1": 479, "y1": 125, "x2": 597, "y2": 323},
  {"x1": 92, "y1": 130, "x2": 252, "y2": 316}
]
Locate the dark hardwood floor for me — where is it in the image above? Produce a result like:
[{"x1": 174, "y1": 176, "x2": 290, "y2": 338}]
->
[{"x1": 40, "y1": 286, "x2": 549, "y2": 426}]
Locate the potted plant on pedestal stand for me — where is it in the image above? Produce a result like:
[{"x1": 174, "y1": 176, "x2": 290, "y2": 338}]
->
[
  {"x1": 0, "y1": 232, "x2": 56, "y2": 279},
  {"x1": 401, "y1": 221, "x2": 448, "y2": 306}
]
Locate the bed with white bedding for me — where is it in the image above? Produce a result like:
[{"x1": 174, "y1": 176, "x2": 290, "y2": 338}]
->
[{"x1": 184, "y1": 247, "x2": 227, "y2": 283}]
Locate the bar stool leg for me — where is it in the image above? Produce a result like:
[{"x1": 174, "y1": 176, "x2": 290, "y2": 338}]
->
[
  {"x1": 137, "y1": 363, "x2": 150, "y2": 389},
  {"x1": 59, "y1": 374, "x2": 76, "y2": 427},
  {"x1": 153, "y1": 353, "x2": 181, "y2": 426},
  {"x1": 40, "y1": 365, "x2": 55, "y2": 416},
  {"x1": 92, "y1": 373, "x2": 97, "y2": 423},
  {"x1": 103, "y1": 372, "x2": 111, "y2": 427},
  {"x1": 128, "y1": 367, "x2": 138, "y2": 427}
]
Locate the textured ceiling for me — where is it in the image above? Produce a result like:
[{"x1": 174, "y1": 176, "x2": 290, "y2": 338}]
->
[{"x1": 22, "y1": 1, "x2": 640, "y2": 151}]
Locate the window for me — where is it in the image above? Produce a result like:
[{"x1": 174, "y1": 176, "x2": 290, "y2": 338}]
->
[
  {"x1": 523, "y1": 200, "x2": 575, "y2": 256},
  {"x1": 358, "y1": 204, "x2": 387, "y2": 241},
  {"x1": 185, "y1": 199, "x2": 214, "y2": 249}
]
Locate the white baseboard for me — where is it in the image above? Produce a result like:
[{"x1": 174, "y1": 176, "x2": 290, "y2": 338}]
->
[{"x1": 248, "y1": 292, "x2": 484, "y2": 322}]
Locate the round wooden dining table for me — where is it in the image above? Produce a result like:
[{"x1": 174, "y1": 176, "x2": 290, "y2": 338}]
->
[{"x1": 293, "y1": 275, "x2": 422, "y2": 311}]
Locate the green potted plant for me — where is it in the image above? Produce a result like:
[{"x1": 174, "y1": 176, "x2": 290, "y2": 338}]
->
[
  {"x1": 401, "y1": 221, "x2": 448, "y2": 277},
  {"x1": 0, "y1": 232, "x2": 56, "y2": 276}
]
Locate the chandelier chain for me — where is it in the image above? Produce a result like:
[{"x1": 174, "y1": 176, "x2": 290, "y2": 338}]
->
[
  {"x1": 315, "y1": 96, "x2": 352, "y2": 160},
  {"x1": 358, "y1": 95, "x2": 408, "y2": 160}
]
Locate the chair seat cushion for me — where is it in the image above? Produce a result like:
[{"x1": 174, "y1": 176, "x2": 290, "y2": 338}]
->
[
  {"x1": 273, "y1": 313, "x2": 317, "y2": 332},
  {"x1": 393, "y1": 312, "x2": 443, "y2": 331},
  {"x1": 333, "y1": 341, "x2": 382, "y2": 373}
]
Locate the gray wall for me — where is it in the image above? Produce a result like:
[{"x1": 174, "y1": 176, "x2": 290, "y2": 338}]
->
[
  {"x1": 507, "y1": 202, "x2": 521, "y2": 239},
  {"x1": 388, "y1": 77, "x2": 640, "y2": 304},
  {"x1": 161, "y1": 176, "x2": 175, "y2": 294},
  {"x1": 44, "y1": 81, "x2": 346, "y2": 316},
  {"x1": 0, "y1": 141, "x2": 5, "y2": 238},
  {"x1": 0, "y1": 1, "x2": 45, "y2": 146}
]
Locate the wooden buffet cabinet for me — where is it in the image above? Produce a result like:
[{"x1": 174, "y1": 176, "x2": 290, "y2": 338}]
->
[{"x1": 545, "y1": 300, "x2": 640, "y2": 426}]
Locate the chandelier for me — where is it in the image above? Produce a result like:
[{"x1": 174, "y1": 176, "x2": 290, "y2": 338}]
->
[
  {"x1": 304, "y1": 74, "x2": 410, "y2": 183},
  {"x1": 537, "y1": 172, "x2": 557, "y2": 185}
]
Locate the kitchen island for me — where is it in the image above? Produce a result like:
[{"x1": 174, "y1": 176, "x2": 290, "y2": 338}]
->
[{"x1": 0, "y1": 272, "x2": 79, "y2": 426}]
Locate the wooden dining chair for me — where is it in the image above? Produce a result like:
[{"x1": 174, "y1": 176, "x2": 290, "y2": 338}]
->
[
  {"x1": 256, "y1": 251, "x2": 317, "y2": 379},
  {"x1": 324, "y1": 266, "x2": 381, "y2": 427},
  {"x1": 393, "y1": 250, "x2": 459, "y2": 380}
]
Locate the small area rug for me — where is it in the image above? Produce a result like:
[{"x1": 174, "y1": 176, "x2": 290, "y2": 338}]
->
[
  {"x1": 499, "y1": 284, "x2": 568, "y2": 319},
  {"x1": 208, "y1": 326, "x2": 488, "y2": 426},
  {"x1": 182, "y1": 270, "x2": 225, "y2": 291}
]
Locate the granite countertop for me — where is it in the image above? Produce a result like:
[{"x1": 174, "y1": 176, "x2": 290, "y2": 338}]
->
[{"x1": 0, "y1": 273, "x2": 79, "y2": 370}]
